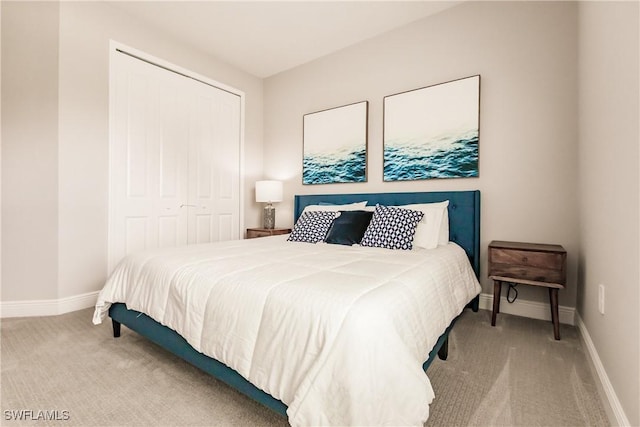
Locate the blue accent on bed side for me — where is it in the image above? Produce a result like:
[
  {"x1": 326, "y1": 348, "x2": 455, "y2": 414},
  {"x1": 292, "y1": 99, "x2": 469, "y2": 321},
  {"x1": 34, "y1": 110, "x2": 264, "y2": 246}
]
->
[
  {"x1": 109, "y1": 303, "x2": 289, "y2": 416},
  {"x1": 294, "y1": 190, "x2": 481, "y2": 277},
  {"x1": 110, "y1": 301, "x2": 456, "y2": 418}
]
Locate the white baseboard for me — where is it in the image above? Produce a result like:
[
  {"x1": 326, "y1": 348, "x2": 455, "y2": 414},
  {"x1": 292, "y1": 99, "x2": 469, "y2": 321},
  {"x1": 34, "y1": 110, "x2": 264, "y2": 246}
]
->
[
  {"x1": 576, "y1": 314, "x2": 630, "y2": 427},
  {"x1": 0, "y1": 291, "x2": 575, "y2": 322},
  {"x1": 0, "y1": 291, "x2": 99, "y2": 318},
  {"x1": 478, "y1": 292, "x2": 576, "y2": 325}
]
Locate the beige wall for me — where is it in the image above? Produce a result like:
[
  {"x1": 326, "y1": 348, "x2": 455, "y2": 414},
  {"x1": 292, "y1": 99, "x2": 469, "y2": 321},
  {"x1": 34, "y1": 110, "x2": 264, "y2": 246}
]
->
[
  {"x1": 577, "y1": 2, "x2": 640, "y2": 425},
  {"x1": 1, "y1": 2, "x2": 60, "y2": 301},
  {"x1": 1, "y1": 1, "x2": 265, "y2": 301},
  {"x1": 264, "y1": 1, "x2": 580, "y2": 308}
]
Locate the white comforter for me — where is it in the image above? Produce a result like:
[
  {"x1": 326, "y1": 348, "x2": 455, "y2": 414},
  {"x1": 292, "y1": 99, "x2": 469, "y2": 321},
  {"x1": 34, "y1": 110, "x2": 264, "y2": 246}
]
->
[{"x1": 93, "y1": 235, "x2": 480, "y2": 426}]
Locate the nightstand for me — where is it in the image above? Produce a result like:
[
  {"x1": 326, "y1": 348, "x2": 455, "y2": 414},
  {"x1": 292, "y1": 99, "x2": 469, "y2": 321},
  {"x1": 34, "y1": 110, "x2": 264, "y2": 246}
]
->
[
  {"x1": 488, "y1": 240, "x2": 567, "y2": 340},
  {"x1": 246, "y1": 228, "x2": 291, "y2": 239}
]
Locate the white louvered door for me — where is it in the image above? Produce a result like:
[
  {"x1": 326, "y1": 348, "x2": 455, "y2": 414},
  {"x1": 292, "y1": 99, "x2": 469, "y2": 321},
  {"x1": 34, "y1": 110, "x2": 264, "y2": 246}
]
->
[{"x1": 109, "y1": 49, "x2": 241, "y2": 272}]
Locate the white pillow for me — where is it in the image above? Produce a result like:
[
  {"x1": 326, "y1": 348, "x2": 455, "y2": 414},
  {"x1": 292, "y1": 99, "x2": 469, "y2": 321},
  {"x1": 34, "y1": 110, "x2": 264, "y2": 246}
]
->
[
  {"x1": 398, "y1": 201, "x2": 449, "y2": 249},
  {"x1": 302, "y1": 201, "x2": 368, "y2": 215},
  {"x1": 439, "y1": 207, "x2": 449, "y2": 245}
]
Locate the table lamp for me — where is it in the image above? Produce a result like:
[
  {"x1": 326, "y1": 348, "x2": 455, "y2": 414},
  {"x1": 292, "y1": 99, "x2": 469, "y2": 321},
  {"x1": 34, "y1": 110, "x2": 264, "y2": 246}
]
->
[{"x1": 255, "y1": 180, "x2": 283, "y2": 229}]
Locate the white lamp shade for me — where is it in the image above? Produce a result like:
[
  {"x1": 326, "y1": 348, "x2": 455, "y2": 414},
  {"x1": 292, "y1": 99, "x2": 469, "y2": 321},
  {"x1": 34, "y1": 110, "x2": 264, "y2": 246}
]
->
[{"x1": 255, "y1": 180, "x2": 283, "y2": 203}]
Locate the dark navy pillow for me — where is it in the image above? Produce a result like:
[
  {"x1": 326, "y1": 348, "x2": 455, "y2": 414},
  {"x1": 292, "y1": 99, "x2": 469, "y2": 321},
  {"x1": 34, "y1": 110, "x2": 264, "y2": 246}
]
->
[{"x1": 324, "y1": 210, "x2": 374, "y2": 246}]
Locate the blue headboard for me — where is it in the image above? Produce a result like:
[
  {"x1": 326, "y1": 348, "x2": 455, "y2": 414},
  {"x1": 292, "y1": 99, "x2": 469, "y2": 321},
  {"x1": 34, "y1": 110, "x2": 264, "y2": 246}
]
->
[{"x1": 294, "y1": 190, "x2": 481, "y2": 277}]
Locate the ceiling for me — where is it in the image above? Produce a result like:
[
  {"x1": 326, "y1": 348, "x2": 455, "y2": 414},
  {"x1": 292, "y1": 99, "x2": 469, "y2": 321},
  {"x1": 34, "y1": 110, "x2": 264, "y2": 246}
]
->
[{"x1": 109, "y1": 1, "x2": 460, "y2": 78}]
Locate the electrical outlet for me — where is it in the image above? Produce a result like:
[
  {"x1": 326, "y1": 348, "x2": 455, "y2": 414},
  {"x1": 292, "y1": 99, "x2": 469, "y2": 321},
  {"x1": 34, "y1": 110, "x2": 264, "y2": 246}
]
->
[{"x1": 598, "y1": 284, "x2": 605, "y2": 315}]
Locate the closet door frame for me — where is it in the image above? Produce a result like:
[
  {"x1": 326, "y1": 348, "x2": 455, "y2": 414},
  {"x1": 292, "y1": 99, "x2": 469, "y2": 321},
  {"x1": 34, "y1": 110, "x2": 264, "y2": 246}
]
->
[{"x1": 107, "y1": 41, "x2": 245, "y2": 273}]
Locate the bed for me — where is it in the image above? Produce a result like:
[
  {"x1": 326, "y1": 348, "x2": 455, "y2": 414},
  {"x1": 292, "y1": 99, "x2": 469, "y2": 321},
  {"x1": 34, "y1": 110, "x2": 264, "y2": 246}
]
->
[{"x1": 93, "y1": 190, "x2": 481, "y2": 426}]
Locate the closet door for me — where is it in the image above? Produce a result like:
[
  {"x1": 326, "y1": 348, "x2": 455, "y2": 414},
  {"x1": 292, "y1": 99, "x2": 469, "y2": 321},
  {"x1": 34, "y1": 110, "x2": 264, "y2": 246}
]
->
[
  {"x1": 109, "y1": 50, "x2": 240, "y2": 271},
  {"x1": 187, "y1": 80, "x2": 241, "y2": 244}
]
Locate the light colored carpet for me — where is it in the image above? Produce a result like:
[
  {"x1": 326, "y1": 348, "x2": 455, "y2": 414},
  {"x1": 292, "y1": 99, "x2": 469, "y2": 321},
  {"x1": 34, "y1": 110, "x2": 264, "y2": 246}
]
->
[
  {"x1": 1, "y1": 308, "x2": 609, "y2": 426},
  {"x1": 425, "y1": 311, "x2": 609, "y2": 426}
]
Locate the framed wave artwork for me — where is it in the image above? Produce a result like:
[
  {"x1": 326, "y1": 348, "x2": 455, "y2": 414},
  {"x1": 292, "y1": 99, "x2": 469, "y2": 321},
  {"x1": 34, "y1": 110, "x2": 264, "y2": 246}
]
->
[
  {"x1": 383, "y1": 75, "x2": 480, "y2": 181},
  {"x1": 303, "y1": 101, "x2": 368, "y2": 185}
]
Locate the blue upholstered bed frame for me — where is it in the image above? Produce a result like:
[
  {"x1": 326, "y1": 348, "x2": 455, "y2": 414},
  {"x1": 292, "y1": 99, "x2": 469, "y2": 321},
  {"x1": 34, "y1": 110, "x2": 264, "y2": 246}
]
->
[
  {"x1": 294, "y1": 191, "x2": 481, "y2": 276},
  {"x1": 109, "y1": 190, "x2": 481, "y2": 417}
]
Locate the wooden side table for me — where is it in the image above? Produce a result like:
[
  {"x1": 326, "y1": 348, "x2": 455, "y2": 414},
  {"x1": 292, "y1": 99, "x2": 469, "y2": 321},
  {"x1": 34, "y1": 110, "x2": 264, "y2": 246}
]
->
[
  {"x1": 488, "y1": 240, "x2": 567, "y2": 340},
  {"x1": 246, "y1": 228, "x2": 291, "y2": 239}
]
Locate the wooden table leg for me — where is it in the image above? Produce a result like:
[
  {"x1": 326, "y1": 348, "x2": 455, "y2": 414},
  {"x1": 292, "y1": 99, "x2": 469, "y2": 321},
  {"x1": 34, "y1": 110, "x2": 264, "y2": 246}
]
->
[
  {"x1": 548, "y1": 287, "x2": 554, "y2": 322},
  {"x1": 549, "y1": 287, "x2": 560, "y2": 340},
  {"x1": 491, "y1": 280, "x2": 502, "y2": 326}
]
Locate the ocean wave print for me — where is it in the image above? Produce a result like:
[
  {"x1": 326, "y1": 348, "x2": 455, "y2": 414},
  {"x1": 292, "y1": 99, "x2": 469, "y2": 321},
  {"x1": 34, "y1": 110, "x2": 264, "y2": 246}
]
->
[
  {"x1": 303, "y1": 147, "x2": 366, "y2": 185},
  {"x1": 384, "y1": 129, "x2": 478, "y2": 181}
]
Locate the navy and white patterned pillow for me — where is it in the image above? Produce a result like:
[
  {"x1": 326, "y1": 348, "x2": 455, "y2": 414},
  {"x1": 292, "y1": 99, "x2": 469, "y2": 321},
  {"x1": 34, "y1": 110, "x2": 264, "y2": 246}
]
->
[
  {"x1": 360, "y1": 204, "x2": 424, "y2": 250},
  {"x1": 287, "y1": 211, "x2": 338, "y2": 243}
]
